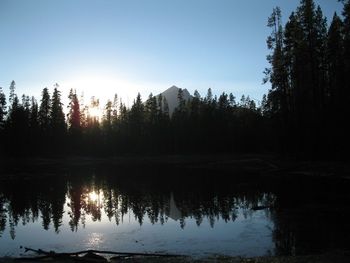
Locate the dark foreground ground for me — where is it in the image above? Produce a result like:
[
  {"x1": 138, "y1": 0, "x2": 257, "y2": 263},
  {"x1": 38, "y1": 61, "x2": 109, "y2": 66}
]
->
[{"x1": 1, "y1": 252, "x2": 350, "y2": 263}]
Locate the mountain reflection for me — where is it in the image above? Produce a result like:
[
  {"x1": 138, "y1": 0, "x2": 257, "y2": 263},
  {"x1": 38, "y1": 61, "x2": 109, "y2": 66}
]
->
[{"x1": 0, "y1": 172, "x2": 273, "y2": 236}]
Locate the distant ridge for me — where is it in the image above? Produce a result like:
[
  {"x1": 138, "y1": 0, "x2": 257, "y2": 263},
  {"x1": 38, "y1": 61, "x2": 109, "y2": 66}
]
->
[{"x1": 159, "y1": 85, "x2": 191, "y2": 115}]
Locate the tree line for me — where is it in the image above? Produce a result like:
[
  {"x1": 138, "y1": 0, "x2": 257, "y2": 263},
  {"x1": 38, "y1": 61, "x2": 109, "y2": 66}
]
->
[
  {"x1": 263, "y1": 0, "x2": 350, "y2": 158},
  {"x1": 1, "y1": 0, "x2": 348, "y2": 158},
  {"x1": 0, "y1": 80, "x2": 264, "y2": 156}
]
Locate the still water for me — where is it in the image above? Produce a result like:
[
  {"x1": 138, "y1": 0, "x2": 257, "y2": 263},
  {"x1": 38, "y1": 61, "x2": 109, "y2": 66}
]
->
[{"x1": 0, "y1": 166, "x2": 350, "y2": 258}]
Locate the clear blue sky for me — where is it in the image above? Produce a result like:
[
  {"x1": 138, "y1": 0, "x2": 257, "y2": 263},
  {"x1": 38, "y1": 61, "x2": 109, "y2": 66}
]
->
[{"x1": 0, "y1": 0, "x2": 343, "y2": 107}]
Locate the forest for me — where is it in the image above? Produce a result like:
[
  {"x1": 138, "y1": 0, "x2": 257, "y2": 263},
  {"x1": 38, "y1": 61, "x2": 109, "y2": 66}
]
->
[{"x1": 0, "y1": 0, "x2": 349, "y2": 159}]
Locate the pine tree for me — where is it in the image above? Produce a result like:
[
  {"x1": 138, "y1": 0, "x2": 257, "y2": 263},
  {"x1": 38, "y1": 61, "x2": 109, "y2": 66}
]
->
[
  {"x1": 265, "y1": 6, "x2": 289, "y2": 119},
  {"x1": 67, "y1": 89, "x2": 81, "y2": 134},
  {"x1": 296, "y1": 0, "x2": 327, "y2": 118},
  {"x1": 229, "y1": 93, "x2": 236, "y2": 107},
  {"x1": 103, "y1": 100, "x2": 112, "y2": 130},
  {"x1": 336, "y1": 0, "x2": 350, "y2": 153},
  {"x1": 175, "y1": 88, "x2": 186, "y2": 115},
  {"x1": 218, "y1": 92, "x2": 229, "y2": 110},
  {"x1": 157, "y1": 93, "x2": 163, "y2": 115},
  {"x1": 260, "y1": 94, "x2": 269, "y2": 116},
  {"x1": 6, "y1": 90, "x2": 28, "y2": 155},
  {"x1": 51, "y1": 84, "x2": 66, "y2": 136},
  {"x1": 283, "y1": 11, "x2": 303, "y2": 128},
  {"x1": 29, "y1": 96, "x2": 39, "y2": 145},
  {"x1": 0, "y1": 87, "x2": 7, "y2": 155},
  {"x1": 325, "y1": 12, "x2": 345, "y2": 153},
  {"x1": 263, "y1": 0, "x2": 330, "y2": 154},
  {"x1": 38, "y1": 88, "x2": 51, "y2": 133},
  {"x1": 342, "y1": 0, "x2": 350, "y2": 118},
  {"x1": 205, "y1": 88, "x2": 213, "y2": 104},
  {"x1": 327, "y1": 13, "x2": 345, "y2": 112},
  {"x1": 145, "y1": 93, "x2": 157, "y2": 125},
  {"x1": 163, "y1": 97, "x2": 169, "y2": 118},
  {"x1": 119, "y1": 99, "x2": 127, "y2": 122},
  {"x1": 79, "y1": 92, "x2": 87, "y2": 129},
  {"x1": 0, "y1": 87, "x2": 6, "y2": 130},
  {"x1": 129, "y1": 93, "x2": 144, "y2": 151},
  {"x1": 130, "y1": 93, "x2": 144, "y2": 120},
  {"x1": 190, "y1": 90, "x2": 201, "y2": 118},
  {"x1": 22, "y1": 94, "x2": 31, "y2": 136},
  {"x1": 9, "y1": 80, "x2": 16, "y2": 107},
  {"x1": 112, "y1": 94, "x2": 118, "y2": 126}
]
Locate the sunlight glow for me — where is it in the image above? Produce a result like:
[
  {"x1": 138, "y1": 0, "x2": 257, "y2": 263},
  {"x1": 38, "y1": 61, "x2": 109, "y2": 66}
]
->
[
  {"x1": 88, "y1": 105, "x2": 102, "y2": 120},
  {"x1": 64, "y1": 73, "x2": 140, "y2": 107},
  {"x1": 88, "y1": 191, "x2": 100, "y2": 202}
]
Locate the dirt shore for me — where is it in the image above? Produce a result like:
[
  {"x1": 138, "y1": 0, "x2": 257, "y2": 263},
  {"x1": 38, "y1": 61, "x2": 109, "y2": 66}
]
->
[{"x1": 1, "y1": 251, "x2": 350, "y2": 263}]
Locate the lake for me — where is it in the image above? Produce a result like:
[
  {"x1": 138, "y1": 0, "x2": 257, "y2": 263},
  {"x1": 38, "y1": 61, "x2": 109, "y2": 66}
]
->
[{"x1": 1, "y1": 162, "x2": 350, "y2": 258}]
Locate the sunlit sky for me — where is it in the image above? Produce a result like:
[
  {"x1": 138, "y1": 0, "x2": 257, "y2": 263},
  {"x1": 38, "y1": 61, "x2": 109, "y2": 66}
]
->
[{"x1": 0, "y1": 0, "x2": 343, "y2": 108}]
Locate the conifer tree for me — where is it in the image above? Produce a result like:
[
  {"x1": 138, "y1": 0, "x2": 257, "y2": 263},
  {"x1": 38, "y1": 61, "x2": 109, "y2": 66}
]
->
[
  {"x1": 9, "y1": 80, "x2": 16, "y2": 107},
  {"x1": 111, "y1": 94, "x2": 118, "y2": 126},
  {"x1": 342, "y1": 0, "x2": 350, "y2": 118},
  {"x1": 51, "y1": 84, "x2": 66, "y2": 136},
  {"x1": 38, "y1": 87, "x2": 51, "y2": 133},
  {"x1": 0, "y1": 87, "x2": 6, "y2": 130},
  {"x1": 327, "y1": 13, "x2": 345, "y2": 112},
  {"x1": 145, "y1": 93, "x2": 157, "y2": 125},
  {"x1": 29, "y1": 96, "x2": 39, "y2": 143},
  {"x1": 103, "y1": 100, "x2": 112, "y2": 130},
  {"x1": 67, "y1": 89, "x2": 81, "y2": 134},
  {"x1": 163, "y1": 97, "x2": 169, "y2": 118}
]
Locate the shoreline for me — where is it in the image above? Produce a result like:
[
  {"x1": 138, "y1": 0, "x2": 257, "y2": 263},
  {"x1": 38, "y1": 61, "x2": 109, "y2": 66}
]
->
[
  {"x1": 1, "y1": 154, "x2": 349, "y2": 181},
  {"x1": 1, "y1": 251, "x2": 350, "y2": 263}
]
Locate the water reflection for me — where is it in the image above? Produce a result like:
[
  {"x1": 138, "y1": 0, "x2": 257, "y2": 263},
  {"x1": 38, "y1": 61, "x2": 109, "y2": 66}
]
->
[
  {"x1": 0, "y1": 173, "x2": 271, "y2": 234},
  {"x1": 63, "y1": 176, "x2": 273, "y2": 231},
  {"x1": 0, "y1": 170, "x2": 350, "y2": 257}
]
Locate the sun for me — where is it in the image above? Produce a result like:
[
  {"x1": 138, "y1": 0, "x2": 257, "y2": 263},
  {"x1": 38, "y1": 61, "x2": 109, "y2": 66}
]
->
[
  {"x1": 88, "y1": 103, "x2": 102, "y2": 120},
  {"x1": 64, "y1": 72, "x2": 141, "y2": 110},
  {"x1": 88, "y1": 191, "x2": 100, "y2": 202}
]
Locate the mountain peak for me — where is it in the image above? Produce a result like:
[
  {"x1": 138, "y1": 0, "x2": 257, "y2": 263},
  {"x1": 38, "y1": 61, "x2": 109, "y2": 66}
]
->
[
  {"x1": 163, "y1": 85, "x2": 179, "y2": 93},
  {"x1": 159, "y1": 86, "x2": 191, "y2": 115}
]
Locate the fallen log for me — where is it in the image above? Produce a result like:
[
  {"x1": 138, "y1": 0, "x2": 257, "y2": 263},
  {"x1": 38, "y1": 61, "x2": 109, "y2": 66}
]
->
[{"x1": 21, "y1": 246, "x2": 183, "y2": 258}]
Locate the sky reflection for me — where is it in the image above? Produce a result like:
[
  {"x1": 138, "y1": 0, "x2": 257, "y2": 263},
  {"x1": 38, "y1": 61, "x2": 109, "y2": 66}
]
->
[{"x1": 0, "y1": 177, "x2": 275, "y2": 257}]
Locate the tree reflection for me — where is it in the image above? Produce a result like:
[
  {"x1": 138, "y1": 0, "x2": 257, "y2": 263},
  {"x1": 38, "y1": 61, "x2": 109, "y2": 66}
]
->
[
  {"x1": 1, "y1": 171, "x2": 349, "y2": 256},
  {"x1": 0, "y1": 177, "x2": 66, "y2": 238},
  {"x1": 0, "y1": 172, "x2": 273, "y2": 237},
  {"x1": 0, "y1": 194, "x2": 6, "y2": 237}
]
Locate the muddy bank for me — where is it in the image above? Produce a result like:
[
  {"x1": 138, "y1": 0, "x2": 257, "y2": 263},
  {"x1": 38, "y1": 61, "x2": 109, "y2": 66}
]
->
[{"x1": 1, "y1": 251, "x2": 350, "y2": 263}]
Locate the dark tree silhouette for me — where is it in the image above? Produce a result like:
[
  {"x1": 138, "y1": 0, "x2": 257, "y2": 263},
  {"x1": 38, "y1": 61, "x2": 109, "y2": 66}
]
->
[
  {"x1": 38, "y1": 88, "x2": 51, "y2": 133},
  {"x1": 5, "y1": 82, "x2": 31, "y2": 156},
  {"x1": 342, "y1": 0, "x2": 350, "y2": 151},
  {"x1": 264, "y1": 0, "x2": 349, "y2": 158},
  {"x1": 67, "y1": 89, "x2": 82, "y2": 153},
  {"x1": 129, "y1": 93, "x2": 145, "y2": 152},
  {"x1": 37, "y1": 87, "x2": 52, "y2": 152},
  {"x1": 51, "y1": 85, "x2": 66, "y2": 134},
  {"x1": 67, "y1": 89, "x2": 81, "y2": 134},
  {"x1": 8, "y1": 80, "x2": 16, "y2": 106},
  {"x1": 0, "y1": 87, "x2": 6, "y2": 130},
  {"x1": 51, "y1": 84, "x2": 66, "y2": 152},
  {"x1": 0, "y1": 87, "x2": 7, "y2": 156}
]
